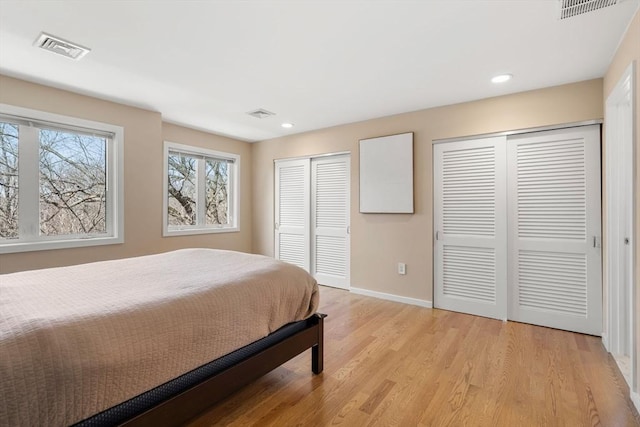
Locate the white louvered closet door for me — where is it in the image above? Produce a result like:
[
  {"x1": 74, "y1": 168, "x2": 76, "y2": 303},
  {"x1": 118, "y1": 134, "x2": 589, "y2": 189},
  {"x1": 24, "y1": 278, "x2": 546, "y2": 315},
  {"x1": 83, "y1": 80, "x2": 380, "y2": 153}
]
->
[
  {"x1": 311, "y1": 155, "x2": 350, "y2": 289},
  {"x1": 434, "y1": 136, "x2": 508, "y2": 320},
  {"x1": 275, "y1": 159, "x2": 311, "y2": 271},
  {"x1": 507, "y1": 126, "x2": 602, "y2": 335}
]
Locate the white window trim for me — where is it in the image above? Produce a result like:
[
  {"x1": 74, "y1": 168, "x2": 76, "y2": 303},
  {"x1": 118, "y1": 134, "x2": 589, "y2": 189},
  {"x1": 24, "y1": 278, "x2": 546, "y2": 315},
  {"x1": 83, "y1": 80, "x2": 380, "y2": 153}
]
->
[
  {"x1": 0, "y1": 103, "x2": 124, "y2": 254},
  {"x1": 163, "y1": 141, "x2": 240, "y2": 236}
]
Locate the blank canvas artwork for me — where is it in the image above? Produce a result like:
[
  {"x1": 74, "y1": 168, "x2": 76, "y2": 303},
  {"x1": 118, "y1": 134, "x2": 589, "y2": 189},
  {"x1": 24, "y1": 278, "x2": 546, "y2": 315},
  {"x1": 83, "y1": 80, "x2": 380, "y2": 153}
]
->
[{"x1": 359, "y1": 132, "x2": 414, "y2": 213}]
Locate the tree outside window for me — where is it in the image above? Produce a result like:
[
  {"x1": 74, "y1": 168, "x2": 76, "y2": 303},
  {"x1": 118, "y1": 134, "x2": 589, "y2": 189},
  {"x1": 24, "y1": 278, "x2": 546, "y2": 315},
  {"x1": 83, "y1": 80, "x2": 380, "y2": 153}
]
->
[
  {"x1": 0, "y1": 122, "x2": 18, "y2": 239},
  {"x1": 0, "y1": 123, "x2": 108, "y2": 240},
  {"x1": 39, "y1": 128, "x2": 107, "y2": 237},
  {"x1": 164, "y1": 142, "x2": 237, "y2": 235}
]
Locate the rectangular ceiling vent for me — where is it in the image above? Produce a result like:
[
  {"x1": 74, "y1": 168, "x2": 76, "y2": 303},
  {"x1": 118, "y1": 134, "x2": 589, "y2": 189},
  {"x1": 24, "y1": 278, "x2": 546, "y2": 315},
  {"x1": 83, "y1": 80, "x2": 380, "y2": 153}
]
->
[
  {"x1": 559, "y1": 0, "x2": 618, "y2": 19},
  {"x1": 247, "y1": 109, "x2": 275, "y2": 119},
  {"x1": 34, "y1": 32, "x2": 91, "y2": 60}
]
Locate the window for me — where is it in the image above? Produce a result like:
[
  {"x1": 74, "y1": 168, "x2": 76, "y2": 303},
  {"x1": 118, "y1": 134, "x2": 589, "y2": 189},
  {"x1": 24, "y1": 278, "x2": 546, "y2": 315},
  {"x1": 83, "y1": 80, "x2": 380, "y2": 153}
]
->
[
  {"x1": 163, "y1": 141, "x2": 239, "y2": 235},
  {"x1": 0, "y1": 104, "x2": 124, "y2": 254}
]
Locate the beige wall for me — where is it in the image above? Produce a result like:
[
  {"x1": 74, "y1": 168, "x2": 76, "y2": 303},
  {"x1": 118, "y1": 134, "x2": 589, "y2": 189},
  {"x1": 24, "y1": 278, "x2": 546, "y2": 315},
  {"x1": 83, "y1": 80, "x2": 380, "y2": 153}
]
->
[
  {"x1": 0, "y1": 75, "x2": 252, "y2": 273},
  {"x1": 603, "y1": 9, "x2": 640, "y2": 397},
  {"x1": 252, "y1": 79, "x2": 604, "y2": 302}
]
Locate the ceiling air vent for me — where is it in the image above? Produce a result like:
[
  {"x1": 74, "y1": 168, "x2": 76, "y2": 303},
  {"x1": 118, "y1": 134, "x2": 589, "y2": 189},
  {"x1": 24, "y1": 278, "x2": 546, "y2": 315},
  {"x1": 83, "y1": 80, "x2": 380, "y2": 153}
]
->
[
  {"x1": 247, "y1": 109, "x2": 276, "y2": 119},
  {"x1": 34, "y1": 32, "x2": 91, "y2": 60},
  {"x1": 559, "y1": 0, "x2": 618, "y2": 19}
]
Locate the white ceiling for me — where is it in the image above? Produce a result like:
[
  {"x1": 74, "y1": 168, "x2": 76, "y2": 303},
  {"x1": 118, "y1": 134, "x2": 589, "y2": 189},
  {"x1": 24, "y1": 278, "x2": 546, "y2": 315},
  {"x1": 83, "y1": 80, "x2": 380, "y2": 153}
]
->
[{"x1": 0, "y1": 0, "x2": 638, "y2": 142}]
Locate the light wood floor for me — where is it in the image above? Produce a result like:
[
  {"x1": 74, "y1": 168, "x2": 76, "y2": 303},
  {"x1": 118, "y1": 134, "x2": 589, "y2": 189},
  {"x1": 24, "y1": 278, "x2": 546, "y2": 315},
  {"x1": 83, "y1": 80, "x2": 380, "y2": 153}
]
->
[{"x1": 188, "y1": 286, "x2": 640, "y2": 426}]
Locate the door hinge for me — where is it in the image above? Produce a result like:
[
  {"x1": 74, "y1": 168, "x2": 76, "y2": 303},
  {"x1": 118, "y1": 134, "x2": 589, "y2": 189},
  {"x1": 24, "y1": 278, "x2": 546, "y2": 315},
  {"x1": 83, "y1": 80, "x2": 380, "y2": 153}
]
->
[
  {"x1": 593, "y1": 236, "x2": 601, "y2": 248},
  {"x1": 275, "y1": 223, "x2": 279, "y2": 230},
  {"x1": 435, "y1": 231, "x2": 440, "y2": 241},
  {"x1": 347, "y1": 226, "x2": 350, "y2": 234}
]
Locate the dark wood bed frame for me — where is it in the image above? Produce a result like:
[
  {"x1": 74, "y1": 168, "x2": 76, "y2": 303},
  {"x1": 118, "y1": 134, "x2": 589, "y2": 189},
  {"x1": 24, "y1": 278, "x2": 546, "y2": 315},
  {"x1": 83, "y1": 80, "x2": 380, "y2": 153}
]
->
[{"x1": 120, "y1": 313, "x2": 326, "y2": 426}]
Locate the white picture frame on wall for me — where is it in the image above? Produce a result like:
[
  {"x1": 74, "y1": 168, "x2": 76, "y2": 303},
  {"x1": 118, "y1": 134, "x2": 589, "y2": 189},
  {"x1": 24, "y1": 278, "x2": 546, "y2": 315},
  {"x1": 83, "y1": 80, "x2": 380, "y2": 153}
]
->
[{"x1": 359, "y1": 132, "x2": 414, "y2": 213}]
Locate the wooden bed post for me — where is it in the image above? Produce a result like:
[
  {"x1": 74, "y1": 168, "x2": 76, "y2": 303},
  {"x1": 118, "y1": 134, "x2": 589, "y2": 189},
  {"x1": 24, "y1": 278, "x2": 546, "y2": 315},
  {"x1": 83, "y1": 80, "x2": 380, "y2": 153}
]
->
[{"x1": 312, "y1": 313, "x2": 327, "y2": 374}]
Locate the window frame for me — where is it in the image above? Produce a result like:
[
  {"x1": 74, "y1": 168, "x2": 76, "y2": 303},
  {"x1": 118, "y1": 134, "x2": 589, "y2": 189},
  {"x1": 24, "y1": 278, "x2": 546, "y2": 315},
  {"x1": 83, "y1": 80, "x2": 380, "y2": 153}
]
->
[
  {"x1": 163, "y1": 141, "x2": 240, "y2": 236},
  {"x1": 0, "y1": 103, "x2": 124, "y2": 254}
]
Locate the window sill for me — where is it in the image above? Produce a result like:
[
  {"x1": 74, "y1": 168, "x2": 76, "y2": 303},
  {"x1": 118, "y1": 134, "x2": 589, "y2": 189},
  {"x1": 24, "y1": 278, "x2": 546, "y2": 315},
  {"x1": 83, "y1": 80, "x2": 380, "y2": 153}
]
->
[
  {"x1": 163, "y1": 227, "x2": 240, "y2": 237},
  {"x1": 0, "y1": 235, "x2": 124, "y2": 254}
]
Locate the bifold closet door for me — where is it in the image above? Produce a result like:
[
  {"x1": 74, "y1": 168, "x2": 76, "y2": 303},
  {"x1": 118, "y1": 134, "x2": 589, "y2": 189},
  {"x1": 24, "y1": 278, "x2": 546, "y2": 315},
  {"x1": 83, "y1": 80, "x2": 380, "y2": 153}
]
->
[
  {"x1": 311, "y1": 155, "x2": 350, "y2": 289},
  {"x1": 275, "y1": 155, "x2": 351, "y2": 288},
  {"x1": 507, "y1": 126, "x2": 602, "y2": 335},
  {"x1": 433, "y1": 136, "x2": 508, "y2": 320},
  {"x1": 275, "y1": 159, "x2": 310, "y2": 271},
  {"x1": 434, "y1": 126, "x2": 602, "y2": 334}
]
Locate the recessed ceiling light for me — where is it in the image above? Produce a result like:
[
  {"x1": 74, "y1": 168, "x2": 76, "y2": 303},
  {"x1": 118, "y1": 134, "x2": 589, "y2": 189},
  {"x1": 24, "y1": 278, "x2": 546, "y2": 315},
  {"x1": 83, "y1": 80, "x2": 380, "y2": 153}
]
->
[
  {"x1": 281, "y1": 123, "x2": 294, "y2": 128},
  {"x1": 491, "y1": 74, "x2": 512, "y2": 84}
]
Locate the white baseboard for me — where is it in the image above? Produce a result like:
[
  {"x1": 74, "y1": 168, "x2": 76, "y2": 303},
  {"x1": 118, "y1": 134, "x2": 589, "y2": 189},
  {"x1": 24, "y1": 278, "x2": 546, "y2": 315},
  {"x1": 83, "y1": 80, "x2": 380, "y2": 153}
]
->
[
  {"x1": 350, "y1": 287, "x2": 432, "y2": 308},
  {"x1": 632, "y1": 391, "x2": 640, "y2": 414},
  {"x1": 601, "y1": 332, "x2": 609, "y2": 351}
]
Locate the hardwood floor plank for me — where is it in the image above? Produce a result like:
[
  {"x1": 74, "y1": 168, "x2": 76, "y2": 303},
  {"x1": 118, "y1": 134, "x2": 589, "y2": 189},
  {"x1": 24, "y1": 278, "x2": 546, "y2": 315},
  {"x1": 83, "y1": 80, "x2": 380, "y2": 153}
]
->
[
  {"x1": 188, "y1": 286, "x2": 640, "y2": 427},
  {"x1": 359, "y1": 379, "x2": 396, "y2": 415}
]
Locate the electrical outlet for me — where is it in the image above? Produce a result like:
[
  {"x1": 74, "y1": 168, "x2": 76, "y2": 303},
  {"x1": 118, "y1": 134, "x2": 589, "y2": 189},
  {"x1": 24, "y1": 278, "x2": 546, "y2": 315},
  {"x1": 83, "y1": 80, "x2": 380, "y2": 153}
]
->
[{"x1": 398, "y1": 262, "x2": 406, "y2": 275}]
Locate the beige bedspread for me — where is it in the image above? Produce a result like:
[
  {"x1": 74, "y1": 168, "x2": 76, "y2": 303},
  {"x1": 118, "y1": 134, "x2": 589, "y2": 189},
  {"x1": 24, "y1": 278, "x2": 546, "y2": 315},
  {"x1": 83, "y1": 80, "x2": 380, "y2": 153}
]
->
[{"x1": 0, "y1": 248, "x2": 318, "y2": 426}]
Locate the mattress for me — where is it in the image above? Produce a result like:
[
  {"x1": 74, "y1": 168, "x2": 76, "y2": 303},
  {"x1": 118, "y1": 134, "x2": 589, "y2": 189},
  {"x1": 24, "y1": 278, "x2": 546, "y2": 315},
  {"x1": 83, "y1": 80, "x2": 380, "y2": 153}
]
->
[{"x1": 0, "y1": 248, "x2": 318, "y2": 427}]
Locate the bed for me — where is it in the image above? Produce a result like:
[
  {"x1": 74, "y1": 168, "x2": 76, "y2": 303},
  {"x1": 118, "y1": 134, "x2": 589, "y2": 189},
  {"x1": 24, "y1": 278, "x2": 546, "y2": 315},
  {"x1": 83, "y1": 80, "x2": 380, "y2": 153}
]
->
[{"x1": 0, "y1": 248, "x2": 324, "y2": 426}]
